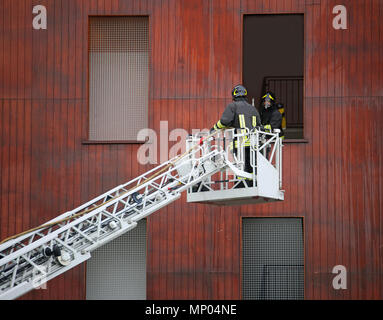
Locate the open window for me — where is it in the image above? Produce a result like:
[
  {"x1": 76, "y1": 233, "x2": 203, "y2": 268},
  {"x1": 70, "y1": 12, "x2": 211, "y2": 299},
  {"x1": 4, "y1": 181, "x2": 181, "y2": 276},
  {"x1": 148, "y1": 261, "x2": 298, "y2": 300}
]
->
[{"x1": 243, "y1": 14, "x2": 304, "y2": 140}]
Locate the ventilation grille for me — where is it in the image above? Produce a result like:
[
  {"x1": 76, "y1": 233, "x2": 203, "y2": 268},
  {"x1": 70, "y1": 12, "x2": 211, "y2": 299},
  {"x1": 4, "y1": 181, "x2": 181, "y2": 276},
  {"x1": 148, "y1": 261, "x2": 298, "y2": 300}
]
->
[
  {"x1": 86, "y1": 220, "x2": 147, "y2": 300},
  {"x1": 89, "y1": 17, "x2": 149, "y2": 141},
  {"x1": 242, "y1": 218, "x2": 304, "y2": 300}
]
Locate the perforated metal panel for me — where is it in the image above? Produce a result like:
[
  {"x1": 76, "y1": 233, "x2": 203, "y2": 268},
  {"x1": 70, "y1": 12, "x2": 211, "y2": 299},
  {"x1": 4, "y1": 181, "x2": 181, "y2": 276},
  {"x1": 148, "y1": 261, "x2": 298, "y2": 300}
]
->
[
  {"x1": 242, "y1": 218, "x2": 304, "y2": 300},
  {"x1": 86, "y1": 220, "x2": 146, "y2": 300},
  {"x1": 89, "y1": 17, "x2": 149, "y2": 141}
]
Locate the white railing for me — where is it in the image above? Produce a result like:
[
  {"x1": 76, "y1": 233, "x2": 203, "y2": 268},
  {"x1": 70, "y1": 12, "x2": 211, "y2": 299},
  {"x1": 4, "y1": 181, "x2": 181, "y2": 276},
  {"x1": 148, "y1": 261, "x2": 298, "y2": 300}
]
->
[{"x1": 186, "y1": 128, "x2": 283, "y2": 194}]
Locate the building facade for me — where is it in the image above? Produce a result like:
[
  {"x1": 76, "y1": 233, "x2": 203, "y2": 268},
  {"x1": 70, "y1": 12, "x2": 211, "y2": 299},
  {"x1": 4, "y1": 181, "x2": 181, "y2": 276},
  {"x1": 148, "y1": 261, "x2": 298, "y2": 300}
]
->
[{"x1": 0, "y1": 0, "x2": 382, "y2": 299}]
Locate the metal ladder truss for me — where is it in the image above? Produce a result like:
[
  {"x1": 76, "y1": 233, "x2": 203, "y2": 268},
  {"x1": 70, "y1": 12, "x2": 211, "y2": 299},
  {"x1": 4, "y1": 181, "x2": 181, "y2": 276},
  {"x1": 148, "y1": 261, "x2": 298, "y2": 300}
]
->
[
  {"x1": 0, "y1": 128, "x2": 282, "y2": 300},
  {"x1": 0, "y1": 134, "x2": 226, "y2": 300}
]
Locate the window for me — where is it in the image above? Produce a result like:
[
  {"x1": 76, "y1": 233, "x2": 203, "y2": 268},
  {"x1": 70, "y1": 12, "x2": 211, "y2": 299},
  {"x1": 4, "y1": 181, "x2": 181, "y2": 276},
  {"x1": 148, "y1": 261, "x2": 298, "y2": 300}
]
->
[
  {"x1": 242, "y1": 218, "x2": 304, "y2": 300},
  {"x1": 86, "y1": 220, "x2": 147, "y2": 299},
  {"x1": 243, "y1": 14, "x2": 304, "y2": 139},
  {"x1": 89, "y1": 17, "x2": 149, "y2": 141}
]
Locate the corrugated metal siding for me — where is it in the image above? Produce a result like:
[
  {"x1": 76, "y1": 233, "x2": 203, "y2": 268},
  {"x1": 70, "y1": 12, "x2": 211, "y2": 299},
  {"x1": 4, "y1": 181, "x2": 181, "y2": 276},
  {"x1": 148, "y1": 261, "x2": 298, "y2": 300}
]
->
[{"x1": 0, "y1": 0, "x2": 382, "y2": 300}]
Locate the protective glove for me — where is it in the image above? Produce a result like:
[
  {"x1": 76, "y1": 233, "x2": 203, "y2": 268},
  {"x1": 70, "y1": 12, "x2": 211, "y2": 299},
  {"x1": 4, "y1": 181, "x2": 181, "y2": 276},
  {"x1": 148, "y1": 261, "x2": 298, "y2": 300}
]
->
[{"x1": 256, "y1": 125, "x2": 265, "y2": 131}]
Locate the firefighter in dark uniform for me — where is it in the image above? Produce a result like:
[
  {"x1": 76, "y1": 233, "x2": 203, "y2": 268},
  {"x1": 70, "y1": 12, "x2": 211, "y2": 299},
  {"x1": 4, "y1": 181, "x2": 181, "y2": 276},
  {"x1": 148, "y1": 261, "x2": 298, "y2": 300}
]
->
[
  {"x1": 259, "y1": 91, "x2": 284, "y2": 139},
  {"x1": 211, "y1": 84, "x2": 261, "y2": 187}
]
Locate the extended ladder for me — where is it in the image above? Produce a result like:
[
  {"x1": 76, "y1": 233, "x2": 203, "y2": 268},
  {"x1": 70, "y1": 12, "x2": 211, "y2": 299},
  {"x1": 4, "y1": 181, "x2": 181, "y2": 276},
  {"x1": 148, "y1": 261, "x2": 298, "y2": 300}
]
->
[{"x1": 0, "y1": 128, "x2": 283, "y2": 300}]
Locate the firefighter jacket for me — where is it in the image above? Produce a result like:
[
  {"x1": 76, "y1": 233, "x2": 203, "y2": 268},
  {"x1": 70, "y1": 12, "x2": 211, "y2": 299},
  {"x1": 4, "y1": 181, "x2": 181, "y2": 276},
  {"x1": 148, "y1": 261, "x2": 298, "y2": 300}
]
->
[
  {"x1": 260, "y1": 104, "x2": 284, "y2": 139},
  {"x1": 212, "y1": 98, "x2": 261, "y2": 148},
  {"x1": 213, "y1": 98, "x2": 261, "y2": 131}
]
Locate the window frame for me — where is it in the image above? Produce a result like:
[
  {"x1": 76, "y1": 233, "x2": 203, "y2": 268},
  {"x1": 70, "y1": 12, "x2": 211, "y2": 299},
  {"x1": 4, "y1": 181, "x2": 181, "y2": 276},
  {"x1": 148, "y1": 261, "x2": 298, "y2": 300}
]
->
[
  {"x1": 84, "y1": 15, "x2": 151, "y2": 145},
  {"x1": 240, "y1": 216, "x2": 305, "y2": 300},
  {"x1": 241, "y1": 13, "x2": 308, "y2": 143}
]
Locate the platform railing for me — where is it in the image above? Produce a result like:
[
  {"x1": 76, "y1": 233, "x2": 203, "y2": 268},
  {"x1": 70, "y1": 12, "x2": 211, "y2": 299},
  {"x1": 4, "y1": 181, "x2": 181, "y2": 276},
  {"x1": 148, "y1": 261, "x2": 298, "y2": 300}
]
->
[{"x1": 186, "y1": 128, "x2": 283, "y2": 193}]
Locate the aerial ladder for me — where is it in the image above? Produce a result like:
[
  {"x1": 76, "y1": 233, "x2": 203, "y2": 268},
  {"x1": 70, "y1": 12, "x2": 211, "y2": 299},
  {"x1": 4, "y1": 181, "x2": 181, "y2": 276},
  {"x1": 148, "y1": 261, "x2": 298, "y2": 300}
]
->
[{"x1": 0, "y1": 128, "x2": 284, "y2": 300}]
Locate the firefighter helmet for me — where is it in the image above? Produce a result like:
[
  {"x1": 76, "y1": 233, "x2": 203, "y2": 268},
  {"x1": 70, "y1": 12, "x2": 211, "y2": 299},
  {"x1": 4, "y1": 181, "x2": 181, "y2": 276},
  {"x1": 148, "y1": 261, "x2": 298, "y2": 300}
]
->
[
  {"x1": 262, "y1": 91, "x2": 275, "y2": 109},
  {"x1": 231, "y1": 85, "x2": 247, "y2": 99},
  {"x1": 262, "y1": 91, "x2": 275, "y2": 102}
]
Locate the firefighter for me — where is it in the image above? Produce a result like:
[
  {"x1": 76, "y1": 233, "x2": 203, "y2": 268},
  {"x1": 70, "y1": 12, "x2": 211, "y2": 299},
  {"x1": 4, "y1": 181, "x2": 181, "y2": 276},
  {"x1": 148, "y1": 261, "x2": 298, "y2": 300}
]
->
[
  {"x1": 259, "y1": 91, "x2": 284, "y2": 139},
  {"x1": 277, "y1": 103, "x2": 287, "y2": 135},
  {"x1": 211, "y1": 84, "x2": 261, "y2": 187},
  {"x1": 212, "y1": 84, "x2": 261, "y2": 133}
]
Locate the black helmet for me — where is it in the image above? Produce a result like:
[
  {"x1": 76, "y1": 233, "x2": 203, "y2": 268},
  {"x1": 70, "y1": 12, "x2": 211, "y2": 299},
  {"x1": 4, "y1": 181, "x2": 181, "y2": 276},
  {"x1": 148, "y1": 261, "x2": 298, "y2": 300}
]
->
[
  {"x1": 261, "y1": 91, "x2": 276, "y2": 102},
  {"x1": 231, "y1": 84, "x2": 247, "y2": 99},
  {"x1": 261, "y1": 91, "x2": 276, "y2": 109}
]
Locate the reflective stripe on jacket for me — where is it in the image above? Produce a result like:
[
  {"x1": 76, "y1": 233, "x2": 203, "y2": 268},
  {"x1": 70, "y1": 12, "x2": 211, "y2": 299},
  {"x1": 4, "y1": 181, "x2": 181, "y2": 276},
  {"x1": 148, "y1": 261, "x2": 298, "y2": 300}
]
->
[
  {"x1": 213, "y1": 98, "x2": 261, "y2": 148},
  {"x1": 213, "y1": 99, "x2": 261, "y2": 131},
  {"x1": 260, "y1": 106, "x2": 285, "y2": 139}
]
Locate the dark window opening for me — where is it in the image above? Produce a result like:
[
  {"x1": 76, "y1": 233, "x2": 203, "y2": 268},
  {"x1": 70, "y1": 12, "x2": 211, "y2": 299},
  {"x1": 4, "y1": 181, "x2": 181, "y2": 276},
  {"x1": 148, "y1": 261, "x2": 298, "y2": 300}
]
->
[{"x1": 243, "y1": 14, "x2": 304, "y2": 140}]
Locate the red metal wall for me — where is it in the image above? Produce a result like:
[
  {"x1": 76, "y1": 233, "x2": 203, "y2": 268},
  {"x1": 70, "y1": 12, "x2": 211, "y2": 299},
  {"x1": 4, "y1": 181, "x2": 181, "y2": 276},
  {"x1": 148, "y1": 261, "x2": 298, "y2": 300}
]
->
[{"x1": 0, "y1": 0, "x2": 382, "y2": 299}]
